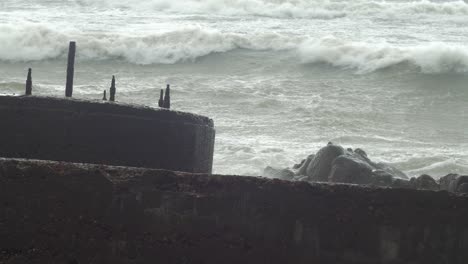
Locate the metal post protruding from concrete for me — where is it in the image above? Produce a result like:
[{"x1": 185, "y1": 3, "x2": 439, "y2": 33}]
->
[
  {"x1": 163, "y1": 84, "x2": 170, "y2": 109},
  {"x1": 65, "y1": 41, "x2": 76, "y2": 97},
  {"x1": 109, "y1": 75, "x2": 116, "y2": 102},
  {"x1": 103, "y1": 90, "x2": 107, "y2": 101},
  {"x1": 25, "y1": 68, "x2": 32, "y2": 96},
  {"x1": 158, "y1": 89, "x2": 164, "y2": 107}
]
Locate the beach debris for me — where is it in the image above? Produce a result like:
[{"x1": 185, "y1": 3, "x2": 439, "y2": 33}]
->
[
  {"x1": 25, "y1": 68, "x2": 32, "y2": 95},
  {"x1": 158, "y1": 89, "x2": 164, "y2": 107},
  {"x1": 163, "y1": 84, "x2": 170, "y2": 109},
  {"x1": 65, "y1": 41, "x2": 76, "y2": 97},
  {"x1": 102, "y1": 90, "x2": 107, "y2": 101},
  {"x1": 109, "y1": 75, "x2": 116, "y2": 101}
]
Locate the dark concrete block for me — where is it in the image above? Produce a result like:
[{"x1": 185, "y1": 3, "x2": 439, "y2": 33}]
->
[
  {"x1": 0, "y1": 96, "x2": 215, "y2": 173},
  {"x1": 1, "y1": 159, "x2": 467, "y2": 264}
]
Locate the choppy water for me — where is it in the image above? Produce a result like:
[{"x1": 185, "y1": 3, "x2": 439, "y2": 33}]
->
[{"x1": 1, "y1": 0, "x2": 468, "y2": 177}]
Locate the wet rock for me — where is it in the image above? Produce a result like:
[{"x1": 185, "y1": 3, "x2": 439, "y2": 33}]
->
[
  {"x1": 353, "y1": 148, "x2": 370, "y2": 162},
  {"x1": 295, "y1": 154, "x2": 315, "y2": 176},
  {"x1": 374, "y1": 162, "x2": 408, "y2": 180},
  {"x1": 410, "y1": 175, "x2": 439, "y2": 191},
  {"x1": 439, "y1": 174, "x2": 468, "y2": 193},
  {"x1": 306, "y1": 144, "x2": 345, "y2": 182},
  {"x1": 266, "y1": 143, "x2": 414, "y2": 188},
  {"x1": 263, "y1": 166, "x2": 294, "y2": 180},
  {"x1": 329, "y1": 155, "x2": 374, "y2": 184},
  {"x1": 370, "y1": 172, "x2": 394, "y2": 187},
  {"x1": 391, "y1": 178, "x2": 413, "y2": 189},
  {"x1": 453, "y1": 175, "x2": 468, "y2": 194},
  {"x1": 292, "y1": 159, "x2": 305, "y2": 170},
  {"x1": 457, "y1": 183, "x2": 468, "y2": 194},
  {"x1": 439, "y1": 173, "x2": 459, "y2": 192}
]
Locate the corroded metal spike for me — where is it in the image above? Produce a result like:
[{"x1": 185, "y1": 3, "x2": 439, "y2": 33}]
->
[
  {"x1": 158, "y1": 89, "x2": 164, "y2": 107},
  {"x1": 25, "y1": 68, "x2": 32, "y2": 95},
  {"x1": 109, "y1": 75, "x2": 116, "y2": 102},
  {"x1": 163, "y1": 84, "x2": 170, "y2": 109},
  {"x1": 65, "y1": 41, "x2": 76, "y2": 97}
]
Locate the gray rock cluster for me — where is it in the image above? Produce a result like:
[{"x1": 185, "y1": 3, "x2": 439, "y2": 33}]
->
[{"x1": 263, "y1": 142, "x2": 468, "y2": 194}]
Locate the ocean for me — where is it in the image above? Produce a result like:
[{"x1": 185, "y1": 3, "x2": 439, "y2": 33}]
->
[{"x1": 1, "y1": 0, "x2": 467, "y2": 178}]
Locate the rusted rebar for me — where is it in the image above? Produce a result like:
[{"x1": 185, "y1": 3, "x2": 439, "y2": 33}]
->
[
  {"x1": 65, "y1": 41, "x2": 76, "y2": 97},
  {"x1": 109, "y1": 75, "x2": 116, "y2": 102},
  {"x1": 158, "y1": 89, "x2": 164, "y2": 107},
  {"x1": 25, "y1": 68, "x2": 32, "y2": 95},
  {"x1": 163, "y1": 84, "x2": 170, "y2": 109}
]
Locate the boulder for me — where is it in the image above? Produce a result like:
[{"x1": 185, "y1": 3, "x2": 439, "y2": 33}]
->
[
  {"x1": 439, "y1": 174, "x2": 468, "y2": 194},
  {"x1": 295, "y1": 154, "x2": 315, "y2": 176},
  {"x1": 329, "y1": 155, "x2": 374, "y2": 184},
  {"x1": 292, "y1": 159, "x2": 305, "y2": 170},
  {"x1": 353, "y1": 148, "x2": 371, "y2": 163},
  {"x1": 306, "y1": 143, "x2": 345, "y2": 182},
  {"x1": 410, "y1": 175, "x2": 439, "y2": 191},
  {"x1": 263, "y1": 166, "x2": 294, "y2": 181},
  {"x1": 374, "y1": 162, "x2": 408, "y2": 180},
  {"x1": 457, "y1": 183, "x2": 468, "y2": 194},
  {"x1": 439, "y1": 173, "x2": 459, "y2": 192},
  {"x1": 370, "y1": 172, "x2": 394, "y2": 187},
  {"x1": 265, "y1": 143, "x2": 415, "y2": 188},
  {"x1": 391, "y1": 178, "x2": 414, "y2": 189},
  {"x1": 453, "y1": 175, "x2": 468, "y2": 194}
]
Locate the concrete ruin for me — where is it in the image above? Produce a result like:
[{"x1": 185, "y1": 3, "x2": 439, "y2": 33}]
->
[
  {"x1": 1, "y1": 159, "x2": 468, "y2": 264},
  {"x1": 0, "y1": 95, "x2": 215, "y2": 173}
]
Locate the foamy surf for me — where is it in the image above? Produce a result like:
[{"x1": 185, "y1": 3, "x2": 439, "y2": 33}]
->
[
  {"x1": 1, "y1": 0, "x2": 468, "y2": 177},
  {"x1": 71, "y1": 0, "x2": 468, "y2": 18},
  {"x1": 3, "y1": 23, "x2": 468, "y2": 75},
  {"x1": 298, "y1": 37, "x2": 468, "y2": 74}
]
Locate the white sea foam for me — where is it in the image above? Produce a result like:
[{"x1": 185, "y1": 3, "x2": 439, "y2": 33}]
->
[
  {"x1": 3, "y1": 23, "x2": 468, "y2": 74},
  {"x1": 71, "y1": 0, "x2": 468, "y2": 18},
  {"x1": 406, "y1": 158, "x2": 468, "y2": 178},
  {"x1": 298, "y1": 37, "x2": 468, "y2": 73},
  {"x1": 0, "y1": 24, "x2": 299, "y2": 64}
]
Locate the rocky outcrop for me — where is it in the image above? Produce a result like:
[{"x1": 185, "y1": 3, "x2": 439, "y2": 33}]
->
[
  {"x1": 2, "y1": 158, "x2": 468, "y2": 264},
  {"x1": 265, "y1": 143, "x2": 409, "y2": 185},
  {"x1": 263, "y1": 166, "x2": 294, "y2": 180},
  {"x1": 328, "y1": 154, "x2": 374, "y2": 184},
  {"x1": 306, "y1": 143, "x2": 345, "y2": 182},
  {"x1": 264, "y1": 143, "x2": 467, "y2": 193},
  {"x1": 410, "y1": 174, "x2": 439, "y2": 191},
  {"x1": 439, "y1": 174, "x2": 468, "y2": 194}
]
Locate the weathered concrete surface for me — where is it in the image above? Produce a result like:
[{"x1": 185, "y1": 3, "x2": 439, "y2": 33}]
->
[
  {"x1": 1, "y1": 159, "x2": 468, "y2": 264},
  {"x1": 0, "y1": 95, "x2": 215, "y2": 173}
]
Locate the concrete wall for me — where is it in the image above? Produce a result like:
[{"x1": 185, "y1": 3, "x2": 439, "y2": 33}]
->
[
  {"x1": 1, "y1": 158, "x2": 468, "y2": 264},
  {"x1": 0, "y1": 95, "x2": 215, "y2": 173}
]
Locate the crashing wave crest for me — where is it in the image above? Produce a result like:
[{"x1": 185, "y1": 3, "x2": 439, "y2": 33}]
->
[
  {"x1": 71, "y1": 0, "x2": 468, "y2": 19},
  {"x1": 3, "y1": 23, "x2": 468, "y2": 74}
]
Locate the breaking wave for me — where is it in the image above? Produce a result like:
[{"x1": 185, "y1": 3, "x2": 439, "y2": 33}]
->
[
  {"x1": 0, "y1": 24, "x2": 299, "y2": 64},
  {"x1": 3, "y1": 23, "x2": 468, "y2": 74},
  {"x1": 71, "y1": 0, "x2": 468, "y2": 19},
  {"x1": 299, "y1": 37, "x2": 468, "y2": 74}
]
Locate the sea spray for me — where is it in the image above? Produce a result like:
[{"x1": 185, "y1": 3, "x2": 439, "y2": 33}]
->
[
  {"x1": 298, "y1": 37, "x2": 468, "y2": 73},
  {"x1": 0, "y1": 24, "x2": 299, "y2": 64},
  {"x1": 3, "y1": 23, "x2": 468, "y2": 74},
  {"x1": 70, "y1": 0, "x2": 468, "y2": 18}
]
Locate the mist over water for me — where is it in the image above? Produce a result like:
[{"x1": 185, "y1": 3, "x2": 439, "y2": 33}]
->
[{"x1": 1, "y1": 0, "x2": 468, "y2": 177}]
